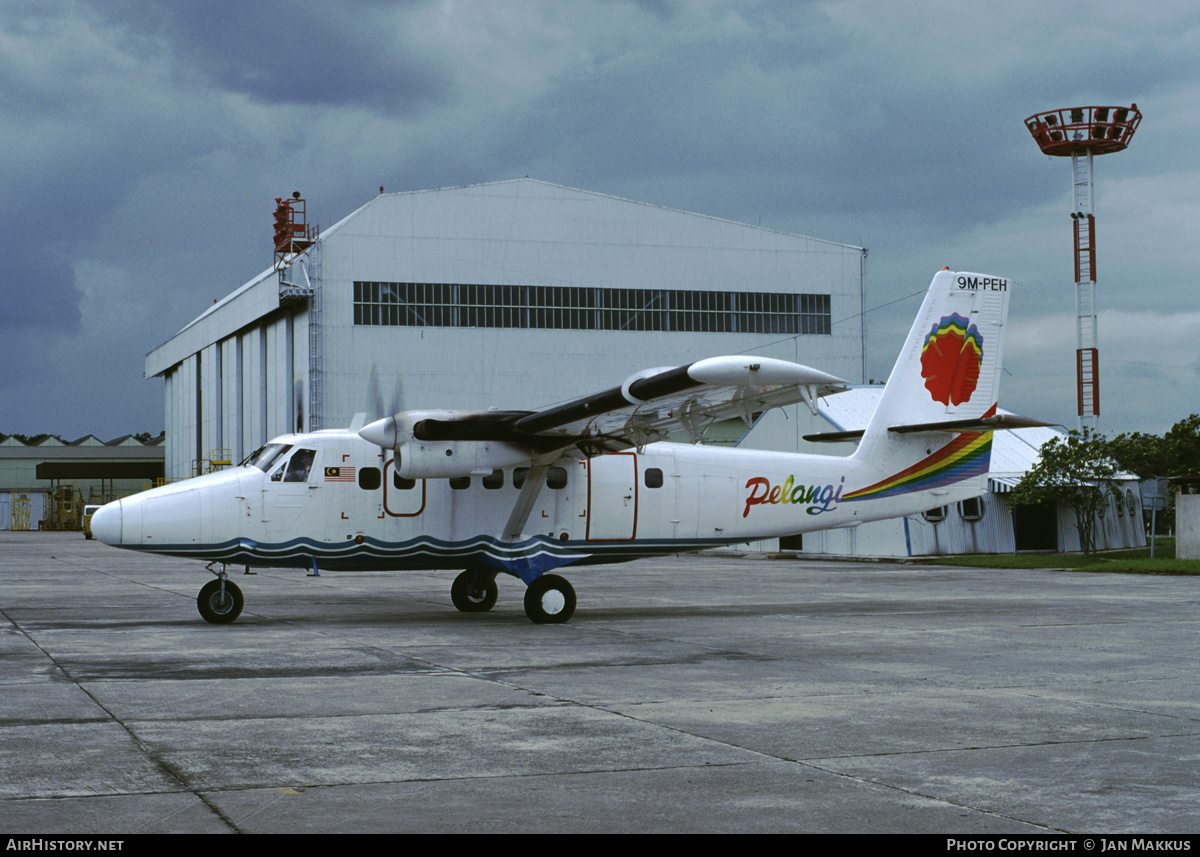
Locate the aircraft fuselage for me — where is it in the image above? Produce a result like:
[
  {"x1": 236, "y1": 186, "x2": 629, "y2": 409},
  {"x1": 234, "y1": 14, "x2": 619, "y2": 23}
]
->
[{"x1": 93, "y1": 427, "x2": 987, "y2": 579}]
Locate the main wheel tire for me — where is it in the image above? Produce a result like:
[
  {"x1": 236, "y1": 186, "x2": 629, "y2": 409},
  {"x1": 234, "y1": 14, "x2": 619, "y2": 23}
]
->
[
  {"x1": 523, "y1": 574, "x2": 576, "y2": 624},
  {"x1": 451, "y1": 570, "x2": 498, "y2": 613},
  {"x1": 197, "y1": 579, "x2": 244, "y2": 624}
]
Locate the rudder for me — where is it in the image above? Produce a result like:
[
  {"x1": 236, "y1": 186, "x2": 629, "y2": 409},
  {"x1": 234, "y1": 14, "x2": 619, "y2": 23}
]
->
[{"x1": 855, "y1": 269, "x2": 1011, "y2": 460}]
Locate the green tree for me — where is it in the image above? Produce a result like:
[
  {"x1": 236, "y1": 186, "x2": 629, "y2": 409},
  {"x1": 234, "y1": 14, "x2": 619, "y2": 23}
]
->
[
  {"x1": 1108, "y1": 414, "x2": 1200, "y2": 538},
  {"x1": 1109, "y1": 414, "x2": 1200, "y2": 479},
  {"x1": 1011, "y1": 427, "x2": 1120, "y2": 555}
]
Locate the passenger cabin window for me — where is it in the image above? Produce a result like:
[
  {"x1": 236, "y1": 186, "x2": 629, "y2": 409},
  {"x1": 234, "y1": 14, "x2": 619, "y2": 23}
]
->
[
  {"x1": 393, "y1": 472, "x2": 416, "y2": 490},
  {"x1": 482, "y1": 469, "x2": 504, "y2": 489},
  {"x1": 644, "y1": 468, "x2": 664, "y2": 489},
  {"x1": 450, "y1": 476, "x2": 470, "y2": 490},
  {"x1": 359, "y1": 468, "x2": 381, "y2": 490},
  {"x1": 511, "y1": 467, "x2": 567, "y2": 489}
]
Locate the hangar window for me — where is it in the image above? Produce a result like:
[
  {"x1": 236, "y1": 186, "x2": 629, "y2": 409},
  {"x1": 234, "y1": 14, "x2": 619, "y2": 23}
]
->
[
  {"x1": 922, "y1": 506, "x2": 947, "y2": 524},
  {"x1": 959, "y1": 496, "x2": 984, "y2": 522},
  {"x1": 354, "y1": 282, "x2": 832, "y2": 336}
]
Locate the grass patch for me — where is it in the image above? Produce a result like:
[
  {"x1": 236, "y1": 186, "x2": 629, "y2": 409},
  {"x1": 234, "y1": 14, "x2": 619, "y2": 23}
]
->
[{"x1": 925, "y1": 539, "x2": 1200, "y2": 575}]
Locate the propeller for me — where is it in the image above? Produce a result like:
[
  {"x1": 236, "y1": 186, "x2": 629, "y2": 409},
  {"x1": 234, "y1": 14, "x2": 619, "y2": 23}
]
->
[{"x1": 364, "y1": 364, "x2": 405, "y2": 424}]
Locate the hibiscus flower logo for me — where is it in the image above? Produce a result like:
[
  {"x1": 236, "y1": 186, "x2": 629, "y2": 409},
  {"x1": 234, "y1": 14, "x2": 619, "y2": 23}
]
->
[{"x1": 920, "y1": 313, "x2": 983, "y2": 406}]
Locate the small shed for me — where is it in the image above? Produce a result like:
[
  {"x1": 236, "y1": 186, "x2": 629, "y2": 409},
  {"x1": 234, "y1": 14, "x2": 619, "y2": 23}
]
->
[
  {"x1": 0, "y1": 433, "x2": 165, "y2": 531},
  {"x1": 1170, "y1": 476, "x2": 1200, "y2": 560}
]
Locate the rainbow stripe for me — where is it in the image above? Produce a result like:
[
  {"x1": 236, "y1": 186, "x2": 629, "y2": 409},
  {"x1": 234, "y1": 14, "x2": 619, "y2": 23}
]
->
[{"x1": 842, "y1": 432, "x2": 993, "y2": 502}]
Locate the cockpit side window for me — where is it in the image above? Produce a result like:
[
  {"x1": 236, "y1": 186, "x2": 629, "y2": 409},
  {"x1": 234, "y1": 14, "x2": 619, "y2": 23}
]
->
[
  {"x1": 283, "y1": 449, "x2": 317, "y2": 482},
  {"x1": 248, "y1": 443, "x2": 292, "y2": 473}
]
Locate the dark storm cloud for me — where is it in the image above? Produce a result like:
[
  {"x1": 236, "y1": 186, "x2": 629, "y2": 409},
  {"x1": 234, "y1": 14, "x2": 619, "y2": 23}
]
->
[
  {"x1": 0, "y1": 236, "x2": 79, "y2": 334},
  {"x1": 3, "y1": 0, "x2": 1200, "y2": 438},
  {"x1": 0, "y1": 1, "x2": 255, "y2": 337},
  {"x1": 488, "y1": 9, "x2": 1044, "y2": 234},
  {"x1": 87, "y1": 0, "x2": 453, "y2": 114}
]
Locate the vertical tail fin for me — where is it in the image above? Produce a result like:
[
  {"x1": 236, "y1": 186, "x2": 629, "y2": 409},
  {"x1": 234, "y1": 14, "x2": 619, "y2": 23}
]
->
[{"x1": 855, "y1": 269, "x2": 1010, "y2": 461}]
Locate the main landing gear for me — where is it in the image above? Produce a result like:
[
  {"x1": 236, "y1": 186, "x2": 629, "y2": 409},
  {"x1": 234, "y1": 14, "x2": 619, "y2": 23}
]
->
[
  {"x1": 523, "y1": 574, "x2": 576, "y2": 624},
  {"x1": 450, "y1": 570, "x2": 498, "y2": 613},
  {"x1": 450, "y1": 569, "x2": 576, "y2": 624}
]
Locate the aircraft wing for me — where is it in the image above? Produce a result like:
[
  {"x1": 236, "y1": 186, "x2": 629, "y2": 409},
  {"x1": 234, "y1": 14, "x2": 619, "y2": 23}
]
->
[
  {"x1": 515, "y1": 355, "x2": 848, "y2": 454},
  {"x1": 364, "y1": 356, "x2": 848, "y2": 457}
]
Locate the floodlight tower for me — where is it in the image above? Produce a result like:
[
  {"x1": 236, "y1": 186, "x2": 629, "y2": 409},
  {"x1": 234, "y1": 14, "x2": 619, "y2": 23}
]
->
[{"x1": 1024, "y1": 104, "x2": 1141, "y2": 431}]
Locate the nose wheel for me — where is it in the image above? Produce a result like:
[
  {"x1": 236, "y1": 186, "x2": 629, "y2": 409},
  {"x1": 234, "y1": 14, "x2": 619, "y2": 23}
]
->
[
  {"x1": 197, "y1": 578, "x2": 244, "y2": 624},
  {"x1": 524, "y1": 574, "x2": 575, "y2": 624}
]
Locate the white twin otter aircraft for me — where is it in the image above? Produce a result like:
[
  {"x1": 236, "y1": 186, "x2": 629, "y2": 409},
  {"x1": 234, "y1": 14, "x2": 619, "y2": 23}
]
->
[{"x1": 94, "y1": 269, "x2": 1037, "y2": 624}]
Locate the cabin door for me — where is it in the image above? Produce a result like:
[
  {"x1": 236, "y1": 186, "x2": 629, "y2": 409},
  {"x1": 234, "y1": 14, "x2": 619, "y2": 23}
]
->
[
  {"x1": 262, "y1": 447, "x2": 322, "y2": 539},
  {"x1": 587, "y1": 453, "x2": 637, "y2": 541}
]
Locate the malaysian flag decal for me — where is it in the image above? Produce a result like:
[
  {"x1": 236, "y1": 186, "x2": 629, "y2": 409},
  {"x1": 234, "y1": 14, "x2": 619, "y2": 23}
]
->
[{"x1": 325, "y1": 466, "x2": 356, "y2": 482}]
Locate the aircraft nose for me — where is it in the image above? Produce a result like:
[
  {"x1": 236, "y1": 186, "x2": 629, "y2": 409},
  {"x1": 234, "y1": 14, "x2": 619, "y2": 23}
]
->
[{"x1": 91, "y1": 501, "x2": 122, "y2": 546}]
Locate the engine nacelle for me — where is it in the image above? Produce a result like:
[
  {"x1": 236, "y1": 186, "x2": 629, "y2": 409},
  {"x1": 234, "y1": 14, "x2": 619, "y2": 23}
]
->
[
  {"x1": 394, "y1": 439, "x2": 534, "y2": 480},
  {"x1": 360, "y1": 410, "x2": 538, "y2": 478}
]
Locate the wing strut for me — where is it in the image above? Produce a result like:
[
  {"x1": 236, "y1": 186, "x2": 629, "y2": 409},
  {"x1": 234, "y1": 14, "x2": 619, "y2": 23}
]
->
[{"x1": 502, "y1": 464, "x2": 550, "y2": 542}]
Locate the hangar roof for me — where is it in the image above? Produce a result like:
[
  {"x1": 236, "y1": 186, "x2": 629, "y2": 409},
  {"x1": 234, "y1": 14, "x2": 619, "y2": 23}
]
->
[{"x1": 146, "y1": 179, "x2": 865, "y2": 378}]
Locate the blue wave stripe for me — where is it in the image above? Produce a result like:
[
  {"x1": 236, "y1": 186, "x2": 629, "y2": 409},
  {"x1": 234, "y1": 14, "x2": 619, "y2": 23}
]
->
[{"x1": 121, "y1": 534, "x2": 733, "y2": 574}]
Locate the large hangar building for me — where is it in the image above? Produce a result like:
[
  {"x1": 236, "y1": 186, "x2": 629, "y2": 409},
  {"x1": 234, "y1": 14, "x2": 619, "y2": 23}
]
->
[{"x1": 147, "y1": 179, "x2": 868, "y2": 479}]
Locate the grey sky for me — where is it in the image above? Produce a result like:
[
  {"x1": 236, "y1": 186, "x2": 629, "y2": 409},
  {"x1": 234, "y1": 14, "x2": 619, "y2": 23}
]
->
[{"x1": 2, "y1": 0, "x2": 1197, "y2": 440}]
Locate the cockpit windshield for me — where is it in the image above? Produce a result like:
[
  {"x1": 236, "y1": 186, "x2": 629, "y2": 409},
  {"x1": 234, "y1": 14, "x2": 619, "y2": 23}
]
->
[{"x1": 244, "y1": 443, "x2": 293, "y2": 472}]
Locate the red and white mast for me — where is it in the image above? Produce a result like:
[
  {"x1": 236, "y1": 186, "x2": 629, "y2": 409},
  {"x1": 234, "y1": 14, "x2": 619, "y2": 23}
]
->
[{"x1": 1024, "y1": 104, "x2": 1141, "y2": 431}]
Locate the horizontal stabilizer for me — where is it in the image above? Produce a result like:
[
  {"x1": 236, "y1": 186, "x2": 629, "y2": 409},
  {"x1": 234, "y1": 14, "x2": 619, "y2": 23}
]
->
[
  {"x1": 887, "y1": 414, "x2": 1057, "y2": 434},
  {"x1": 804, "y1": 413, "x2": 1054, "y2": 444}
]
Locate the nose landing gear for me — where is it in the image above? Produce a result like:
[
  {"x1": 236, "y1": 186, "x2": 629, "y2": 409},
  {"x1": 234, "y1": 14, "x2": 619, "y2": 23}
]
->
[{"x1": 197, "y1": 576, "x2": 244, "y2": 624}]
